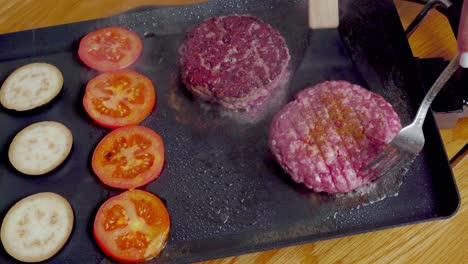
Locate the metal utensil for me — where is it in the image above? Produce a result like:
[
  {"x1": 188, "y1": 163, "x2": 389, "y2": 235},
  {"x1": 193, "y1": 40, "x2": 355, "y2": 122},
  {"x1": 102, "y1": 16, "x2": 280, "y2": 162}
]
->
[
  {"x1": 362, "y1": 0, "x2": 468, "y2": 179},
  {"x1": 404, "y1": 0, "x2": 452, "y2": 38},
  {"x1": 361, "y1": 54, "x2": 460, "y2": 180}
]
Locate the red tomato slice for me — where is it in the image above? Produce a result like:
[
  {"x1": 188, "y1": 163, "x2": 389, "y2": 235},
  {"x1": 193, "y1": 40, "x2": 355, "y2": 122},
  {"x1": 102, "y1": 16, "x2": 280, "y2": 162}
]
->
[
  {"x1": 94, "y1": 189, "x2": 170, "y2": 263},
  {"x1": 83, "y1": 70, "x2": 156, "y2": 129},
  {"x1": 78, "y1": 26, "x2": 142, "y2": 72},
  {"x1": 92, "y1": 126, "x2": 165, "y2": 189}
]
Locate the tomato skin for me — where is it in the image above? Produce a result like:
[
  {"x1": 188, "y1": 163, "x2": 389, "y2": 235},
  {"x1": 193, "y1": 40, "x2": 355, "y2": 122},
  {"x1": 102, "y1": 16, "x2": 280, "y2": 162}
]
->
[
  {"x1": 92, "y1": 126, "x2": 165, "y2": 189},
  {"x1": 93, "y1": 189, "x2": 170, "y2": 263},
  {"x1": 93, "y1": 231, "x2": 132, "y2": 264},
  {"x1": 78, "y1": 26, "x2": 142, "y2": 72},
  {"x1": 83, "y1": 70, "x2": 156, "y2": 129}
]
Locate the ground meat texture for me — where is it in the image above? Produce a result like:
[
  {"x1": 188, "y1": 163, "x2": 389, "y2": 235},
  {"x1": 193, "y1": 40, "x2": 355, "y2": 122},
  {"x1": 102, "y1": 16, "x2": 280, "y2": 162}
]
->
[
  {"x1": 179, "y1": 15, "x2": 290, "y2": 110},
  {"x1": 269, "y1": 81, "x2": 402, "y2": 193}
]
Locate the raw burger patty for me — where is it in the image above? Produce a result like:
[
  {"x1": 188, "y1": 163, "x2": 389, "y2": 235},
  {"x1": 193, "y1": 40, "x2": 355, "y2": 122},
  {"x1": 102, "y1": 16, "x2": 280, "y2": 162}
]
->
[
  {"x1": 179, "y1": 15, "x2": 290, "y2": 110},
  {"x1": 269, "y1": 81, "x2": 402, "y2": 193}
]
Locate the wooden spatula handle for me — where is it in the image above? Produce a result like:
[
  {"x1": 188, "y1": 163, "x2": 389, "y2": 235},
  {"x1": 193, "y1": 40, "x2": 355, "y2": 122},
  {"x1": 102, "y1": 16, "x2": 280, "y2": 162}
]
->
[{"x1": 308, "y1": 0, "x2": 339, "y2": 29}]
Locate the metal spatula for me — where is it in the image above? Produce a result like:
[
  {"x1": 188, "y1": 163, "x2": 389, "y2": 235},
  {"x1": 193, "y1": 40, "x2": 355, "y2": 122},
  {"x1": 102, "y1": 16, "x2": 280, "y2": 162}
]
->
[{"x1": 290, "y1": 0, "x2": 358, "y2": 89}]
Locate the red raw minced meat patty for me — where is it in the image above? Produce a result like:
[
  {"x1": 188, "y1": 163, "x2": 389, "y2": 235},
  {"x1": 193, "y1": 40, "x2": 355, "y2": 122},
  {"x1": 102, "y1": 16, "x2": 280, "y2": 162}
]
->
[
  {"x1": 179, "y1": 15, "x2": 290, "y2": 110},
  {"x1": 269, "y1": 81, "x2": 402, "y2": 193}
]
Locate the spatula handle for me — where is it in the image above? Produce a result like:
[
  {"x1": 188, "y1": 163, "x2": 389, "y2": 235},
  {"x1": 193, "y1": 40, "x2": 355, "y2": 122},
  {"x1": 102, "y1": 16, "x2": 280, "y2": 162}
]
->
[
  {"x1": 308, "y1": 0, "x2": 339, "y2": 29},
  {"x1": 458, "y1": 0, "x2": 468, "y2": 68}
]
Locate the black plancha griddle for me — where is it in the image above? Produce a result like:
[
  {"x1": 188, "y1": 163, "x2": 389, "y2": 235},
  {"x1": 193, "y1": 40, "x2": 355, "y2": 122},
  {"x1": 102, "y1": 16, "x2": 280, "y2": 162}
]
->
[{"x1": 0, "y1": 0, "x2": 460, "y2": 263}]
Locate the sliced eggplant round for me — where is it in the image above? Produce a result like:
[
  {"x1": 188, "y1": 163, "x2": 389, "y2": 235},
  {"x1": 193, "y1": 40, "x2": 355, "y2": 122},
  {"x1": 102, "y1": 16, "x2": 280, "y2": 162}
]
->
[
  {"x1": 8, "y1": 121, "x2": 73, "y2": 176},
  {"x1": 0, "y1": 192, "x2": 74, "y2": 262},
  {"x1": 0, "y1": 63, "x2": 63, "y2": 111}
]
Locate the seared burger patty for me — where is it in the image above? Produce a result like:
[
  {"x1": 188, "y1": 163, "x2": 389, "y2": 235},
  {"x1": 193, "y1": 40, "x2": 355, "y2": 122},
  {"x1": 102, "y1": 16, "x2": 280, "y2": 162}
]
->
[{"x1": 179, "y1": 15, "x2": 290, "y2": 110}]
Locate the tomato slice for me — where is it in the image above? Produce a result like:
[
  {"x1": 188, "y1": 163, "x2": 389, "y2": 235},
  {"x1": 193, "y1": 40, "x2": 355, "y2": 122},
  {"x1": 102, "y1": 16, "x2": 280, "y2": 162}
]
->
[
  {"x1": 83, "y1": 70, "x2": 156, "y2": 129},
  {"x1": 78, "y1": 26, "x2": 142, "y2": 72},
  {"x1": 94, "y1": 189, "x2": 170, "y2": 263},
  {"x1": 92, "y1": 126, "x2": 165, "y2": 189}
]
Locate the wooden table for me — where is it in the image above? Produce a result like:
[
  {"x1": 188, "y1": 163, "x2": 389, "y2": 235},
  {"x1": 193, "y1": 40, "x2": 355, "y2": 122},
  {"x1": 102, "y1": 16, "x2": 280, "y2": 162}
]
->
[{"x1": 0, "y1": 0, "x2": 466, "y2": 263}]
